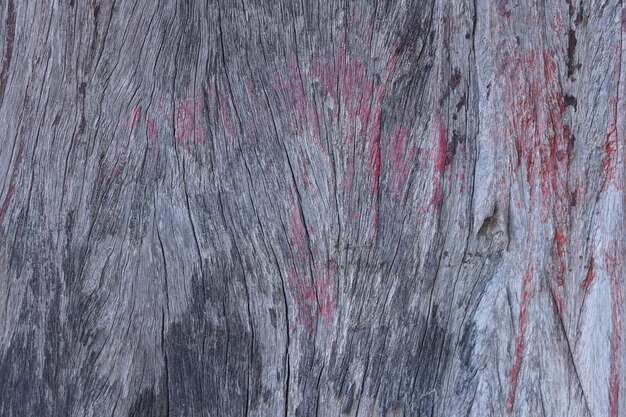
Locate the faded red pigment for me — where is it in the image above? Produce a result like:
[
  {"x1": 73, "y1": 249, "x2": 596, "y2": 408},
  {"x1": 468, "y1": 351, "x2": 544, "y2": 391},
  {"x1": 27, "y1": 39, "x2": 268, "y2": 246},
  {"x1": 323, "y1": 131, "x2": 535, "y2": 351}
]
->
[
  {"x1": 286, "y1": 203, "x2": 335, "y2": 330},
  {"x1": 506, "y1": 263, "x2": 534, "y2": 413},
  {"x1": 311, "y1": 46, "x2": 399, "y2": 197},
  {"x1": 119, "y1": 106, "x2": 140, "y2": 130},
  {"x1": 369, "y1": 53, "x2": 398, "y2": 197},
  {"x1": 581, "y1": 255, "x2": 595, "y2": 294},
  {"x1": 499, "y1": 44, "x2": 574, "y2": 412},
  {"x1": 602, "y1": 114, "x2": 618, "y2": 186},
  {"x1": 174, "y1": 91, "x2": 207, "y2": 150},
  {"x1": 427, "y1": 113, "x2": 448, "y2": 211},
  {"x1": 130, "y1": 106, "x2": 140, "y2": 130},
  {"x1": 287, "y1": 265, "x2": 335, "y2": 331},
  {"x1": 606, "y1": 251, "x2": 622, "y2": 417},
  {"x1": 554, "y1": 228, "x2": 566, "y2": 287},
  {"x1": 287, "y1": 206, "x2": 309, "y2": 261}
]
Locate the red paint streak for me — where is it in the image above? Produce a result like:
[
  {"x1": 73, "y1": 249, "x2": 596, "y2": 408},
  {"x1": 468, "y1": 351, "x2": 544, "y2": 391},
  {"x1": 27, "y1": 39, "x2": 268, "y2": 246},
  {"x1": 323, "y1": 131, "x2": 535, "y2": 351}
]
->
[
  {"x1": 434, "y1": 115, "x2": 447, "y2": 175},
  {"x1": 287, "y1": 267, "x2": 316, "y2": 330},
  {"x1": 554, "y1": 228, "x2": 566, "y2": 286},
  {"x1": 173, "y1": 91, "x2": 207, "y2": 150},
  {"x1": 426, "y1": 114, "x2": 447, "y2": 209},
  {"x1": 130, "y1": 106, "x2": 141, "y2": 130},
  {"x1": 368, "y1": 50, "x2": 398, "y2": 197},
  {"x1": 174, "y1": 102, "x2": 194, "y2": 150},
  {"x1": 313, "y1": 263, "x2": 335, "y2": 321},
  {"x1": 312, "y1": 46, "x2": 398, "y2": 198},
  {"x1": 506, "y1": 263, "x2": 533, "y2": 413},
  {"x1": 147, "y1": 119, "x2": 158, "y2": 162},
  {"x1": 606, "y1": 251, "x2": 622, "y2": 417},
  {"x1": 602, "y1": 122, "x2": 618, "y2": 184},
  {"x1": 581, "y1": 256, "x2": 595, "y2": 294},
  {"x1": 538, "y1": 51, "x2": 570, "y2": 217},
  {"x1": 287, "y1": 207, "x2": 308, "y2": 261},
  {"x1": 287, "y1": 265, "x2": 335, "y2": 331},
  {"x1": 551, "y1": 286, "x2": 564, "y2": 317},
  {"x1": 502, "y1": 49, "x2": 570, "y2": 218},
  {"x1": 459, "y1": 173, "x2": 465, "y2": 193}
]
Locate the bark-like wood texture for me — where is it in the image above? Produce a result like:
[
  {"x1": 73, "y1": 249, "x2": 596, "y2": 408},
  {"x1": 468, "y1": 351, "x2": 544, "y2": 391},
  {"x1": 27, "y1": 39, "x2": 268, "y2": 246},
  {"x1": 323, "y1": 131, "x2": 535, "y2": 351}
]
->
[{"x1": 0, "y1": 1, "x2": 625, "y2": 416}]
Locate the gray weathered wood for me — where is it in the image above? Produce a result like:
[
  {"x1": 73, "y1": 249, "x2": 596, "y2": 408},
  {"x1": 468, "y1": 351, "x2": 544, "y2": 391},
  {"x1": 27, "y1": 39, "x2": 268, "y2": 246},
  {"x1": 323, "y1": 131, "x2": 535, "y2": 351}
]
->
[{"x1": 0, "y1": 0, "x2": 624, "y2": 416}]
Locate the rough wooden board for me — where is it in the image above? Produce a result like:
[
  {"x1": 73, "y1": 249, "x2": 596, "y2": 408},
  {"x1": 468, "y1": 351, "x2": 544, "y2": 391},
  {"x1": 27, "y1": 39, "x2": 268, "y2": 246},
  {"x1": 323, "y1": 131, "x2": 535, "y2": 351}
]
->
[{"x1": 0, "y1": 1, "x2": 624, "y2": 416}]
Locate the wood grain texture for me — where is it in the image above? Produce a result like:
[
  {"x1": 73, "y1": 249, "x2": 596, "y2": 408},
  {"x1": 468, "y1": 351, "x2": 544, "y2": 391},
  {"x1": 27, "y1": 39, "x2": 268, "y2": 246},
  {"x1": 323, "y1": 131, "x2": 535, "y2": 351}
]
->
[{"x1": 0, "y1": 1, "x2": 624, "y2": 416}]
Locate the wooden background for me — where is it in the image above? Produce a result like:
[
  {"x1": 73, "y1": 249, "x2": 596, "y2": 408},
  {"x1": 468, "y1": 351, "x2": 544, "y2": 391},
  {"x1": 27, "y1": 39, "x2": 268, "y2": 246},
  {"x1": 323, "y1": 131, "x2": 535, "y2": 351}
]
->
[{"x1": 0, "y1": 0, "x2": 625, "y2": 416}]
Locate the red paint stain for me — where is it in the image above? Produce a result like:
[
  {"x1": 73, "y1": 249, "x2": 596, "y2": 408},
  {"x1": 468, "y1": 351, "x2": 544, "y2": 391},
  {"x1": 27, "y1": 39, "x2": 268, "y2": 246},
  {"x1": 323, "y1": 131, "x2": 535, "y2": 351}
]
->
[
  {"x1": 130, "y1": 106, "x2": 140, "y2": 130},
  {"x1": 312, "y1": 46, "x2": 398, "y2": 198},
  {"x1": 434, "y1": 115, "x2": 447, "y2": 175},
  {"x1": 602, "y1": 120, "x2": 618, "y2": 185},
  {"x1": 499, "y1": 48, "x2": 573, "y2": 329},
  {"x1": 581, "y1": 255, "x2": 595, "y2": 294},
  {"x1": 551, "y1": 286, "x2": 564, "y2": 317},
  {"x1": 287, "y1": 264, "x2": 335, "y2": 331},
  {"x1": 174, "y1": 91, "x2": 207, "y2": 150},
  {"x1": 147, "y1": 119, "x2": 158, "y2": 162},
  {"x1": 554, "y1": 228, "x2": 566, "y2": 286},
  {"x1": 287, "y1": 267, "x2": 316, "y2": 330},
  {"x1": 174, "y1": 102, "x2": 194, "y2": 150},
  {"x1": 502, "y1": 49, "x2": 571, "y2": 218},
  {"x1": 287, "y1": 206, "x2": 308, "y2": 261},
  {"x1": 370, "y1": 52, "x2": 398, "y2": 196},
  {"x1": 606, "y1": 251, "x2": 622, "y2": 417},
  {"x1": 425, "y1": 113, "x2": 447, "y2": 210},
  {"x1": 506, "y1": 263, "x2": 533, "y2": 413},
  {"x1": 119, "y1": 106, "x2": 141, "y2": 130},
  {"x1": 313, "y1": 263, "x2": 336, "y2": 321}
]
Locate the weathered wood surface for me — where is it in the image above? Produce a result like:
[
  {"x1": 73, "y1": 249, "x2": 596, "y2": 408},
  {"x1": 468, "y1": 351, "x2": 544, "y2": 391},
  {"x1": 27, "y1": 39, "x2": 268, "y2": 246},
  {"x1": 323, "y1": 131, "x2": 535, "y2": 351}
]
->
[{"x1": 0, "y1": 1, "x2": 624, "y2": 416}]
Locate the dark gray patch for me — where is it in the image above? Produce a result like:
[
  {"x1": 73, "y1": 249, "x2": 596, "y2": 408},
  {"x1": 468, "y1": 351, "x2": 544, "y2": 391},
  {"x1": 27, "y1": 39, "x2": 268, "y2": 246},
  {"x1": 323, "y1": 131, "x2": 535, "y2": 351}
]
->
[
  {"x1": 564, "y1": 94, "x2": 577, "y2": 110},
  {"x1": 127, "y1": 385, "x2": 168, "y2": 417},
  {"x1": 0, "y1": 333, "x2": 45, "y2": 417},
  {"x1": 566, "y1": 30, "x2": 581, "y2": 79}
]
